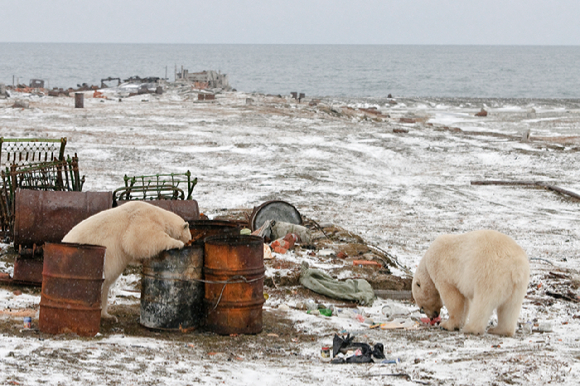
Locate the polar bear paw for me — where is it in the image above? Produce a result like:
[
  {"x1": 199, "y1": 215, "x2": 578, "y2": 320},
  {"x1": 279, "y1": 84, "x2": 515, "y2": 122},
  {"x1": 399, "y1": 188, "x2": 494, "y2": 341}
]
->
[{"x1": 440, "y1": 319, "x2": 461, "y2": 331}]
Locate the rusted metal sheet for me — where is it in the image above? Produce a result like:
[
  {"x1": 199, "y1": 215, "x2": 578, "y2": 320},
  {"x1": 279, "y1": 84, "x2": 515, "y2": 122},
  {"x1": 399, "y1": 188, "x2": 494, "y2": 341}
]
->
[
  {"x1": 204, "y1": 235, "x2": 265, "y2": 335},
  {"x1": 188, "y1": 220, "x2": 240, "y2": 245},
  {"x1": 12, "y1": 255, "x2": 43, "y2": 285},
  {"x1": 117, "y1": 199, "x2": 199, "y2": 223},
  {"x1": 250, "y1": 200, "x2": 303, "y2": 231},
  {"x1": 39, "y1": 242, "x2": 105, "y2": 337},
  {"x1": 140, "y1": 245, "x2": 204, "y2": 330},
  {"x1": 13, "y1": 190, "x2": 112, "y2": 250}
]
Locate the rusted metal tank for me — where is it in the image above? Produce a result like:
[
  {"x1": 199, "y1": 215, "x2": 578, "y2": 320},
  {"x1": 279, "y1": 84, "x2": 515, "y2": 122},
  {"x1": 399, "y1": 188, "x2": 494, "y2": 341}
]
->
[
  {"x1": 12, "y1": 255, "x2": 43, "y2": 285},
  {"x1": 39, "y1": 242, "x2": 105, "y2": 337},
  {"x1": 188, "y1": 220, "x2": 241, "y2": 245},
  {"x1": 13, "y1": 190, "x2": 113, "y2": 250},
  {"x1": 75, "y1": 92, "x2": 84, "y2": 108},
  {"x1": 116, "y1": 199, "x2": 200, "y2": 223},
  {"x1": 140, "y1": 244, "x2": 205, "y2": 331},
  {"x1": 249, "y1": 200, "x2": 303, "y2": 231},
  {"x1": 204, "y1": 235, "x2": 265, "y2": 335}
]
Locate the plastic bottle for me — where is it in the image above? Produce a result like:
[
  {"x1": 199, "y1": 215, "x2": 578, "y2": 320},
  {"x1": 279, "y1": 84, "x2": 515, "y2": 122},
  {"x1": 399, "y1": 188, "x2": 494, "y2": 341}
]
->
[{"x1": 305, "y1": 299, "x2": 317, "y2": 311}]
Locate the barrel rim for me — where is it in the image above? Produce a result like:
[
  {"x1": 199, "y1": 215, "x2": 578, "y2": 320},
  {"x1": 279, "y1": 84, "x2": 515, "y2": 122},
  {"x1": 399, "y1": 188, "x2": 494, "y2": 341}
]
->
[
  {"x1": 188, "y1": 219, "x2": 241, "y2": 229},
  {"x1": 204, "y1": 234, "x2": 264, "y2": 246},
  {"x1": 45, "y1": 241, "x2": 107, "y2": 252}
]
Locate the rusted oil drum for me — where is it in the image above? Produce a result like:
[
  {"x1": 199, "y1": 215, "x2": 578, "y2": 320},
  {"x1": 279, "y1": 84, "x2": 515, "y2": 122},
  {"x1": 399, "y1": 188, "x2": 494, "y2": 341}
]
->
[
  {"x1": 250, "y1": 200, "x2": 302, "y2": 231},
  {"x1": 204, "y1": 235, "x2": 265, "y2": 335},
  {"x1": 188, "y1": 220, "x2": 241, "y2": 245},
  {"x1": 140, "y1": 244, "x2": 204, "y2": 330},
  {"x1": 117, "y1": 199, "x2": 200, "y2": 223},
  {"x1": 13, "y1": 190, "x2": 113, "y2": 248},
  {"x1": 39, "y1": 242, "x2": 105, "y2": 337},
  {"x1": 12, "y1": 255, "x2": 43, "y2": 285}
]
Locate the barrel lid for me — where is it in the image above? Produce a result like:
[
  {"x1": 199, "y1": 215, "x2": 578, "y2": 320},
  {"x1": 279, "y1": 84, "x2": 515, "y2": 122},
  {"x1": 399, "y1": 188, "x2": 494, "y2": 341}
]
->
[{"x1": 250, "y1": 200, "x2": 302, "y2": 231}]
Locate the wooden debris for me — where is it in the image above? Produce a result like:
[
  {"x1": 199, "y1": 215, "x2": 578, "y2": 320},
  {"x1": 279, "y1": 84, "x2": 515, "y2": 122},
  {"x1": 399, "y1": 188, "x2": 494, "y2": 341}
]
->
[{"x1": 471, "y1": 180, "x2": 580, "y2": 201}]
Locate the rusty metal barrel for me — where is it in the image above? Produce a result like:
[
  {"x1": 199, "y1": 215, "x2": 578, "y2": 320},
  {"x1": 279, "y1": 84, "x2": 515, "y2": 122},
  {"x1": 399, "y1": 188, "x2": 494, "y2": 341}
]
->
[
  {"x1": 14, "y1": 190, "x2": 113, "y2": 249},
  {"x1": 203, "y1": 235, "x2": 265, "y2": 335},
  {"x1": 188, "y1": 220, "x2": 241, "y2": 245},
  {"x1": 75, "y1": 92, "x2": 84, "y2": 108},
  {"x1": 39, "y1": 242, "x2": 105, "y2": 337},
  {"x1": 140, "y1": 244, "x2": 205, "y2": 331}
]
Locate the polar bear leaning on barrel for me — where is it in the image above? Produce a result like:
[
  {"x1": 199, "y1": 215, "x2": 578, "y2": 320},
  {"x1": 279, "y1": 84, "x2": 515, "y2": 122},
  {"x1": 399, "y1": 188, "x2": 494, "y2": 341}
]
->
[
  {"x1": 62, "y1": 201, "x2": 191, "y2": 320},
  {"x1": 412, "y1": 229, "x2": 529, "y2": 336}
]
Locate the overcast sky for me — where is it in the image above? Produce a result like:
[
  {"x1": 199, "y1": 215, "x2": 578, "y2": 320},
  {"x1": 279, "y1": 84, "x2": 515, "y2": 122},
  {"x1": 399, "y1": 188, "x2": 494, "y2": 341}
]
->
[{"x1": 1, "y1": 0, "x2": 579, "y2": 45}]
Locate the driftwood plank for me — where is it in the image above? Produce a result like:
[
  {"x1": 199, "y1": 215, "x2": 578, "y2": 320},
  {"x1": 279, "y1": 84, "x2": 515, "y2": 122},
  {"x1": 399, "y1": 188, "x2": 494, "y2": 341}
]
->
[{"x1": 471, "y1": 180, "x2": 580, "y2": 201}]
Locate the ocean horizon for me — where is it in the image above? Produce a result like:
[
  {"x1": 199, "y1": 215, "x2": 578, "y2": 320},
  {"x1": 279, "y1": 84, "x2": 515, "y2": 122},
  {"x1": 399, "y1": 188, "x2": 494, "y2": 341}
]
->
[{"x1": 1, "y1": 43, "x2": 580, "y2": 99}]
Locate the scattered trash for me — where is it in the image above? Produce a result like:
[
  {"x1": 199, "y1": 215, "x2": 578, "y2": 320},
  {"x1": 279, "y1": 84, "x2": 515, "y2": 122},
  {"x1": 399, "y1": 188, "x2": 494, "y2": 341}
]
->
[
  {"x1": 250, "y1": 200, "x2": 303, "y2": 232},
  {"x1": 330, "y1": 333, "x2": 385, "y2": 364},
  {"x1": 381, "y1": 358, "x2": 401, "y2": 364},
  {"x1": 321, "y1": 346, "x2": 331, "y2": 358},
  {"x1": 521, "y1": 321, "x2": 533, "y2": 334},
  {"x1": 263, "y1": 244, "x2": 273, "y2": 260},
  {"x1": 12, "y1": 100, "x2": 29, "y2": 109},
  {"x1": 381, "y1": 301, "x2": 411, "y2": 320},
  {"x1": 537, "y1": 322, "x2": 553, "y2": 333},
  {"x1": 299, "y1": 262, "x2": 375, "y2": 305},
  {"x1": 23, "y1": 317, "x2": 32, "y2": 329},
  {"x1": 277, "y1": 304, "x2": 290, "y2": 312},
  {"x1": 271, "y1": 221, "x2": 311, "y2": 243},
  {"x1": 475, "y1": 108, "x2": 488, "y2": 117},
  {"x1": 353, "y1": 260, "x2": 382, "y2": 268},
  {"x1": 380, "y1": 318, "x2": 418, "y2": 330}
]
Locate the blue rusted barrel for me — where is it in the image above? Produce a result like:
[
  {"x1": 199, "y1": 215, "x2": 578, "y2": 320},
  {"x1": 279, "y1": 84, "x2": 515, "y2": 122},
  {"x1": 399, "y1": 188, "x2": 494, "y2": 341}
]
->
[{"x1": 140, "y1": 244, "x2": 205, "y2": 330}]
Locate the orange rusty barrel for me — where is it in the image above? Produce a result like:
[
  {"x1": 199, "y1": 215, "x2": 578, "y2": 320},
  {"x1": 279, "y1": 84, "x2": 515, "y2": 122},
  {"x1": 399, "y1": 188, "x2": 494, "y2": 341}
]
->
[
  {"x1": 140, "y1": 244, "x2": 205, "y2": 330},
  {"x1": 203, "y1": 235, "x2": 265, "y2": 335},
  {"x1": 14, "y1": 190, "x2": 113, "y2": 249},
  {"x1": 39, "y1": 242, "x2": 105, "y2": 337},
  {"x1": 188, "y1": 220, "x2": 241, "y2": 245},
  {"x1": 116, "y1": 199, "x2": 200, "y2": 223}
]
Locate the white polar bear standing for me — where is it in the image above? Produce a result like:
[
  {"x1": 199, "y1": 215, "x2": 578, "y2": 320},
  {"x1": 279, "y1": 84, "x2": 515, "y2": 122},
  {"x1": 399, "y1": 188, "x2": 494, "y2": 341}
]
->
[
  {"x1": 412, "y1": 229, "x2": 530, "y2": 336},
  {"x1": 62, "y1": 201, "x2": 192, "y2": 320}
]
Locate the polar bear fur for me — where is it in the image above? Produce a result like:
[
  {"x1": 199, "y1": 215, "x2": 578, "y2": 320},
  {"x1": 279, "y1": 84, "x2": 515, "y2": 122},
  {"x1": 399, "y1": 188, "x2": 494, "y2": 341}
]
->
[
  {"x1": 62, "y1": 201, "x2": 191, "y2": 320},
  {"x1": 412, "y1": 229, "x2": 529, "y2": 336}
]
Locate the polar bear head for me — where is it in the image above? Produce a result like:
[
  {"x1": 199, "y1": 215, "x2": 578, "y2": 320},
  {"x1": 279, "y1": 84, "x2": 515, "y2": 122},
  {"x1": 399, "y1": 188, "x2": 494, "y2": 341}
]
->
[{"x1": 412, "y1": 266, "x2": 443, "y2": 320}]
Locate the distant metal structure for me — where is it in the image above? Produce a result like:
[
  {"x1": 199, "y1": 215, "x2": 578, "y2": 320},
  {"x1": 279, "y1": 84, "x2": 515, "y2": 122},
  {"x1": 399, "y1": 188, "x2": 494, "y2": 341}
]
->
[
  {"x1": 29, "y1": 79, "x2": 45, "y2": 88},
  {"x1": 175, "y1": 67, "x2": 231, "y2": 90},
  {"x1": 100, "y1": 77, "x2": 121, "y2": 88}
]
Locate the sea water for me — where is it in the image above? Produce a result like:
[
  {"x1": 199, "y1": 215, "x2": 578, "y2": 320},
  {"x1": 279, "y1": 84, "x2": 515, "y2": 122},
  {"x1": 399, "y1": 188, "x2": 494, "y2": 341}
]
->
[{"x1": 1, "y1": 43, "x2": 579, "y2": 99}]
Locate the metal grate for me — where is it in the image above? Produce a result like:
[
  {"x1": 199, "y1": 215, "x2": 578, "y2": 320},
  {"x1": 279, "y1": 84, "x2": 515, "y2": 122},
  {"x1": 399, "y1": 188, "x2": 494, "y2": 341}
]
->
[
  {"x1": 113, "y1": 171, "x2": 197, "y2": 204},
  {"x1": 0, "y1": 154, "x2": 84, "y2": 239},
  {"x1": 0, "y1": 137, "x2": 67, "y2": 168}
]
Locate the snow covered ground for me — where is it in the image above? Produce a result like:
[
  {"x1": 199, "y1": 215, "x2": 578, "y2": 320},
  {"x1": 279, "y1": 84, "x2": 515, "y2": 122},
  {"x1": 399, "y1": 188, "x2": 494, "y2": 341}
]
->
[{"x1": 1, "y1": 88, "x2": 580, "y2": 385}]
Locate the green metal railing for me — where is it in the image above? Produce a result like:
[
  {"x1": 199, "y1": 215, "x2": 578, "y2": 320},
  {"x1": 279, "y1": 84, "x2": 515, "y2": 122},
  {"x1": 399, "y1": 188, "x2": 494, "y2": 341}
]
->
[{"x1": 113, "y1": 171, "x2": 197, "y2": 204}]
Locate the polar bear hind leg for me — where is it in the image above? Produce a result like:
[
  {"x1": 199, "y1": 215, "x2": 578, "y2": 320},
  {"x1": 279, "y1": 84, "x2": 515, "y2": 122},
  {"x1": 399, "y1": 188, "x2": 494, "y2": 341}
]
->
[
  {"x1": 488, "y1": 286, "x2": 526, "y2": 337},
  {"x1": 461, "y1": 293, "x2": 497, "y2": 335}
]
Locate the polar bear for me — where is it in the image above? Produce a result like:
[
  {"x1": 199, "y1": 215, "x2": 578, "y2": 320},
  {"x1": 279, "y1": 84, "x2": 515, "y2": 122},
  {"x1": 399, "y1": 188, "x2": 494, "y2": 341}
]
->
[
  {"x1": 62, "y1": 201, "x2": 191, "y2": 320},
  {"x1": 412, "y1": 229, "x2": 529, "y2": 336}
]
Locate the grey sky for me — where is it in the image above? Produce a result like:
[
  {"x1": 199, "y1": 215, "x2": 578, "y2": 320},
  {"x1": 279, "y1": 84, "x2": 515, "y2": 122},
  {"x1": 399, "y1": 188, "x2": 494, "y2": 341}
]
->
[{"x1": 2, "y1": 0, "x2": 579, "y2": 45}]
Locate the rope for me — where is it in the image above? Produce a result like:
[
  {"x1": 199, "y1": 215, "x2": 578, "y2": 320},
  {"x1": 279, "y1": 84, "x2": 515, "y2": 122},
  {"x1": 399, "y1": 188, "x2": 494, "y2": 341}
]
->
[{"x1": 183, "y1": 274, "x2": 266, "y2": 310}]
